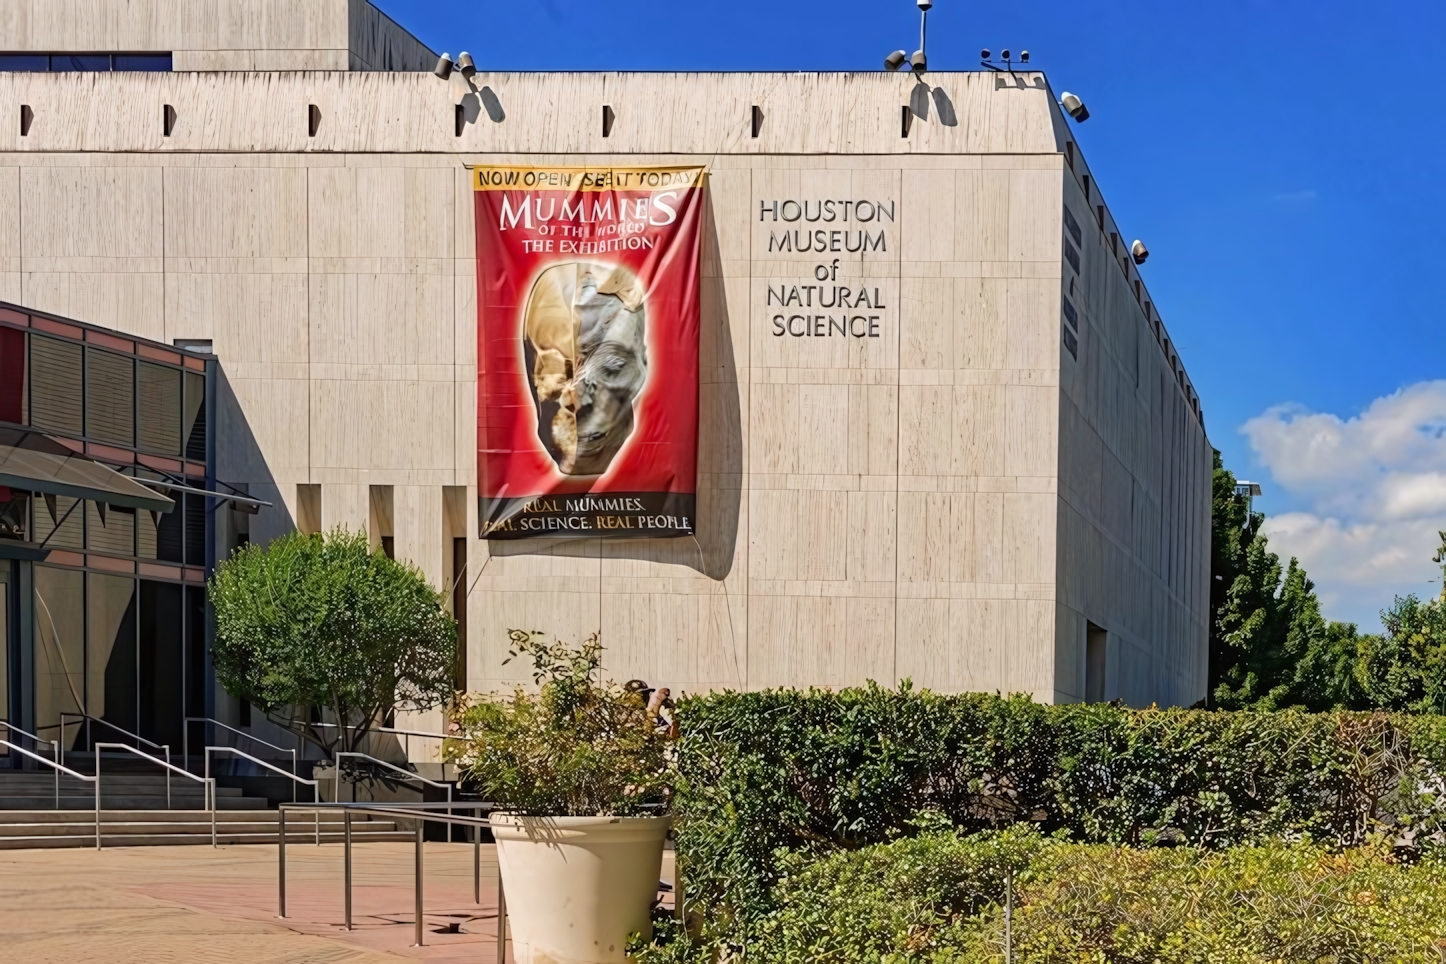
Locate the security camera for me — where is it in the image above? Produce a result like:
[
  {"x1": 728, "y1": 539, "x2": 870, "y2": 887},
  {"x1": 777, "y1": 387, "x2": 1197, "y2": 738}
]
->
[
  {"x1": 433, "y1": 53, "x2": 454, "y2": 79},
  {"x1": 910, "y1": 49, "x2": 927, "y2": 73},
  {"x1": 884, "y1": 50, "x2": 907, "y2": 71},
  {"x1": 1001, "y1": 49, "x2": 1011, "y2": 60},
  {"x1": 1060, "y1": 91, "x2": 1089, "y2": 121},
  {"x1": 1131, "y1": 240, "x2": 1149, "y2": 265},
  {"x1": 457, "y1": 51, "x2": 476, "y2": 77},
  {"x1": 980, "y1": 48, "x2": 991, "y2": 60},
  {"x1": 917, "y1": 0, "x2": 933, "y2": 8},
  {"x1": 1020, "y1": 50, "x2": 1029, "y2": 63}
]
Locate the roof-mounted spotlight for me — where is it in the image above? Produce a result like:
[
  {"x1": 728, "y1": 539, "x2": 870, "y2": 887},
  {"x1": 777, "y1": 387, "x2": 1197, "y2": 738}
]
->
[
  {"x1": 1060, "y1": 91, "x2": 1090, "y2": 122},
  {"x1": 433, "y1": 53, "x2": 454, "y2": 79},
  {"x1": 1131, "y1": 240, "x2": 1149, "y2": 265},
  {"x1": 980, "y1": 48, "x2": 990, "y2": 60},
  {"x1": 910, "y1": 49, "x2": 927, "y2": 73},
  {"x1": 1020, "y1": 50, "x2": 1029, "y2": 63},
  {"x1": 883, "y1": 0, "x2": 931, "y2": 73},
  {"x1": 884, "y1": 50, "x2": 907, "y2": 71},
  {"x1": 917, "y1": 0, "x2": 932, "y2": 8},
  {"x1": 457, "y1": 51, "x2": 476, "y2": 77}
]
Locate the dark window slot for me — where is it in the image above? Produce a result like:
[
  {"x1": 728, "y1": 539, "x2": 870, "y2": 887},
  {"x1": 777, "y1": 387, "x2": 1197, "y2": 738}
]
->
[
  {"x1": 750, "y1": 104, "x2": 763, "y2": 138},
  {"x1": 455, "y1": 103, "x2": 464, "y2": 137},
  {"x1": 19, "y1": 104, "x2": 32, "y2": 137},
  {"x1": 308, "y1": 104, "x2": 321, "y2": 138},
  {"x1": 602, "y1": 104, "x2": 615, "y2": 137},
  {"x1": 901, "y1": 104, "x2": 912, "y2": 138},
  {"x1": 163, "y1": 104, "x2": 176, "y2": 137},
  {"x1": 1065, "y1": 141, "x2": 1074, "y2": 169}
]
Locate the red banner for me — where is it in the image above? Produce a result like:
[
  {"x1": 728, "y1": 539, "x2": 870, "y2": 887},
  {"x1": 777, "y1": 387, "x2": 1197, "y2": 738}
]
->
[{"x1": 474, "y1": 165, "x2": 705, "y2": 540}]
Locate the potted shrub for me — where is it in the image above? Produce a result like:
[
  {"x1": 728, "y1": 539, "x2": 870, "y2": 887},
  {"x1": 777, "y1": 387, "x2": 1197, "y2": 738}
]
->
[{"x1": 449, "y1": 631, "x2": 676, "y2": 964}]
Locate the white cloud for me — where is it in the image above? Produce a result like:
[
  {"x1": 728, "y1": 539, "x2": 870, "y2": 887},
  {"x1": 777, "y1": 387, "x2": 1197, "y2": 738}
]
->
[{"x1": 1242, "y1": 381, "x2": 1446, "y2": 629}]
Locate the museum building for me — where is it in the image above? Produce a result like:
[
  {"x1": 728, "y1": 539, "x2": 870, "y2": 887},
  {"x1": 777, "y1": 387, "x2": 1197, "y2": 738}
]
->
[{"x1": 0, "y1": 1, "x2": 1212, "y2": 763}]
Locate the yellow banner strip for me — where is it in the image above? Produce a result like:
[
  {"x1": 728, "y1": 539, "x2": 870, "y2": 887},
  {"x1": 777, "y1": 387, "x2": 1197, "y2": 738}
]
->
[{"x1": 473, "y1": 165, "x2": 705, "y2": 192}]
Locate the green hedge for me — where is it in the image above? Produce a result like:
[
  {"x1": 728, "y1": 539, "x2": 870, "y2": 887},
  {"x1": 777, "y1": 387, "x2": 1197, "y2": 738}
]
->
[
  {"x1": 671, "y1": 686, "x2": 1446, "y2": 942},
  {"x1": 642, "y1": 830, "x2": 1446, "y2": 963}
]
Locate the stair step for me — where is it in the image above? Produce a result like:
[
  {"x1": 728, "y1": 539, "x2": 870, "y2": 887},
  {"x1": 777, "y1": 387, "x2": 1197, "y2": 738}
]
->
[{"x1": 0, "y1": 830, "x2": 411, "y2": 849}]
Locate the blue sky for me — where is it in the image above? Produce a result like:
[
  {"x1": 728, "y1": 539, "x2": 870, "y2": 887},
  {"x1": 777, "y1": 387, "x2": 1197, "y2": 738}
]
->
[{"x1": 381, "y1": 0, "x2": 1446, "y2": 629}]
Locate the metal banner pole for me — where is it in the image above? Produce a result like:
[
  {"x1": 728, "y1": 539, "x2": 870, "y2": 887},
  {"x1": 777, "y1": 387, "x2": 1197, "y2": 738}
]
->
[
  {"x1": 344, "y1": 811, "x2": 353, "y2": 930},
  {"x1": 278, "y1": 809, "x2": 288, "y2": 918},
  {"x1": 413, "y1": 822, "x2": 425, "y2": 946}
]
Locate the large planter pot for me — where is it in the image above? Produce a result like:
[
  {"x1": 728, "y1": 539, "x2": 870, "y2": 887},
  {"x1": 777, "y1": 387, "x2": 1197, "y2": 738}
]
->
[{"x1": 490, "y1": 813, "x2": 672, "y2": 964}]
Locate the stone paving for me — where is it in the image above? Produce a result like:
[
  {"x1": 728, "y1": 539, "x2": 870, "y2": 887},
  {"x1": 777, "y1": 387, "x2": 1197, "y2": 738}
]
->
[{"x1": 0, "y1": 841, "x2": 520, "y2": 963}]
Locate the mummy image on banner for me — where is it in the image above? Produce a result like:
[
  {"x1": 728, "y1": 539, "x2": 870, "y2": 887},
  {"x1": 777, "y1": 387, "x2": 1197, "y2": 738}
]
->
[
  {"x1": 524, "y1": 262, "x2": 647, "y2": 476},
  {"x1": 474, "y1": 165, "x2": 705, "y2": 540}
]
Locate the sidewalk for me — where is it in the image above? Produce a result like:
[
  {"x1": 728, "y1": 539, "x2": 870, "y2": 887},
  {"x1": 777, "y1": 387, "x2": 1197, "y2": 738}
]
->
[{"x1": 0, "y1": 841, "x2": 516, "y2": 964}]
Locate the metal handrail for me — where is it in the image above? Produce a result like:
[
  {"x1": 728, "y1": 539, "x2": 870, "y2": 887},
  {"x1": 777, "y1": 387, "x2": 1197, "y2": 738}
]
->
[
  {"x1": 333, "y1": 751, "x2": 454, "y2": 842},
  {"x1": 0, "y1": 723, "x2": 61, "y2": 805},
  {"x1": 1, "y1": 739, "x2": 91, "y2": 820},
  {"x1": 184, "y1": 717, "x2": 297, "y2": 780},
  {"x1": 54, "y1": 712, "x2": 170, "y2": 763},
  {"x1": 205, "y1": 746, "x2": 316, "y2": 807},
  {"x1": 94, "y1": 742, "x2": 214, "y2": 843},
  {"x1": 278, "y1": 800, "x2": 503, "y2": 953}
]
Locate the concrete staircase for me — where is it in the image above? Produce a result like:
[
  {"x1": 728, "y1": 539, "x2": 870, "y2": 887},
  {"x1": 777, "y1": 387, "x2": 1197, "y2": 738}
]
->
[
  {"x1": 0, "y1": 808, "x2": 412, "y2": 848},
  {"x1": 0, "y1": 768, "x2": 269, "y2": 810}
]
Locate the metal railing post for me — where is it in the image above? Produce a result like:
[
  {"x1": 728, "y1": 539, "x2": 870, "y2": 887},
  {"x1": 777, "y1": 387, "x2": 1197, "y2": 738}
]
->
[
  {"x1": 210, "y1": 779, "x2": 216, "y2": 847},
  {"x1": 413, "y1": 821, "x2": 425, "y2": 947},
  {"x1": 290, "y1": 748, "x2": 297, "y2": 803},
  {"x1": 473, "y1": 805, "x2": 481, "y2": 905},
  {"x1": 343, "y1": 810, "x2": 353, "y2": 930},
  {"x1": 52, "y1": 740, "x2": 60, "y2": 809},
  {"x1": 164, "y1": 746, "x2": 171, "y2": 809},
  {"x1": 315, "y1": 809, "x2": 319, "y2": 846},
  {"x1": 277, "y1": 808, "x2": 287, "y2": 918},
  {"x1": 94, "y1": 744, "x2": 101, "y2": 851}
]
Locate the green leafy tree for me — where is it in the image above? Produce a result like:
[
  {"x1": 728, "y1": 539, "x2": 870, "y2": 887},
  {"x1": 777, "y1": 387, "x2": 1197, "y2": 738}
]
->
[
  {"x1": 209, "y1": 527, "x2": 457, "y2": 756},
  {"x1": 1350, "y1": 536, "x2": 1446, "y2": 714},
  {"x1": 1209, "y1": 452, "x2": 1358, "y2": 710}
]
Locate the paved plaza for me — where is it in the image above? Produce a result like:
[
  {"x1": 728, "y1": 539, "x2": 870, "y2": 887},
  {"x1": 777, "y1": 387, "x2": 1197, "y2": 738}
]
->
[{"x1": 0, "y1": 841, "x2": 524, "y2": 964}]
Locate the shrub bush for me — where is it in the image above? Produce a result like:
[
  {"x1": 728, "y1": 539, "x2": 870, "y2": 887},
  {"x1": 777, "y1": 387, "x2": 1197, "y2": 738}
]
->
[
  {"x1": 642, "y1": 833, "x2": 1446, "y2": 963},
  {"x1": 670, "y1": 686, "x2": 1446, "y2": 946}
]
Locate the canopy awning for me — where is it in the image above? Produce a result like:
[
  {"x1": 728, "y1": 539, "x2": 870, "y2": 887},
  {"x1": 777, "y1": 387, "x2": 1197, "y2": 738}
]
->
[{"x1": 0, "y1": 428, "x2": 176, "y2": 513}]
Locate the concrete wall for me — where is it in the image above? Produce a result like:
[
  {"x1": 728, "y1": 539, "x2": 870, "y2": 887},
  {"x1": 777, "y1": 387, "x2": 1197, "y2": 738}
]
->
[
  {"x1": 0, "y1": 0, "x2": 433, "y2": 71},
  {"x1": 0, "y1": 70, "x2": 1209, "y2": 707}
]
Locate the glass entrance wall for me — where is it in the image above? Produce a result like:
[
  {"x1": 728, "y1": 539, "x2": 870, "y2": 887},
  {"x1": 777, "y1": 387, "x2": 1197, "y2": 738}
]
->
[
  {"x1": 0, "y1": 562, "x2": 10, "y2": 753},
  {"x1": 33, "y1": 565, "x2": 83, "y2": 748}
]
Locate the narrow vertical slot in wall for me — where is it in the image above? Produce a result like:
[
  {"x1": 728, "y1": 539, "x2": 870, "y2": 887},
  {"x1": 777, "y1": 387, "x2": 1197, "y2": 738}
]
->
[
  {"x1": 368, "y1": 485, "x2": 394, "y2": 558},
  {"x1": 900, "y1": 105, "x2": 912, "y2": 138},
  {"x1": 20, "y1": 105, "x2": 33, "y2": 137},
  {"x1": 442, "y1": 485, "x2": 469, "y2": 693},
  {"x1": 307, "y1": 104, "x2": 321, "y2": 138},
  {"x1": 455, "y1": 104, "x2": 465, "y2": 137},
  {"x1": 296, "y1": 484, "x2": 321, "y2": 535},
  {"x1": 163, "y1": 104, "x2": 176, "y2": 137},
  {"x1": 750, "y1": 105, "x2": 763, "y2": 138},
  {"x1": 1085, "y1": 623, "x2": 1107, "y2": 703},
  {"x1": 602, "y1": 105, "x2": 615, "y2": 137}
]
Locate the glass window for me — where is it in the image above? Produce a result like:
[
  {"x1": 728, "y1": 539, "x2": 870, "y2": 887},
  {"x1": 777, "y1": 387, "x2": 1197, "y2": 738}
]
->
[
  {"x1": 33, "y1": 565, "x2": 84, "y2": 749},
  {"x1": 50, "y1": 55, "x2": 110, "y2": 71},
  {"x1": 86, "y1": 502, "x2": 135, "y2": 556},
  {"x1": 138, "y1": 362, "x2": 182, "y2": 455},
  {"x1": 184, "y1": 493, "x2": 206, "y2": 566},
  {"x1": 28, "y1": 335, "x2": 83, "y2": 437},
  {"x1": 32, "y1": 493, "x2": 83, "y2": 550},
  {"x1": 0, "y1": 54, "x2": 49, "y2": 71},
  {"x1": 139, "y1": 580, "x2": 182, "y2": 747},
  {"x1": 0, "y1": 490, "x2": 27, "y2": 541},
  {"x1": 0, "y1": 326, "x2": 23, "y2": 424},
  {"x1": 85, "y1": 348, "x2": 136, "y2": 446},
  {"x1": 156, "y1": 497, "x2": 183, "y2": 563},
  {"x1": 137, "y1": 506, "x2": 158, "y2": 559},
  {"x1": 113, "y1": 54, "x2": 171, "y2": 72},
  {"x1": 88, "y1": 572, "x2": 137, "y2": 736},
  {"x1": 183, "y1": 370, "x2": 206, "y2": 461}
]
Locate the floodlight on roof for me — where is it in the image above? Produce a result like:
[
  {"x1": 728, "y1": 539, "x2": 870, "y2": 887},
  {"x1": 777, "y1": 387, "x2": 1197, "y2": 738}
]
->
[
  {"x1": 1060, "y1": 91, "x2": 1090, "y2": 121},
  {"x1": 910, "y1": 49, "x2": 927, "y2": 72},
  {"x1": 434, "y1": 53, "x2": 453, "y2": 79},
  {"x1": 884, "y1": 50, "x2": 907, "y2": 71},
  {"x1": 457, "y1": 51, "x2": 476, "y2": 77},
  {"x1": 1131, "y1": 239, "x2": 1149, "y2": 264}
]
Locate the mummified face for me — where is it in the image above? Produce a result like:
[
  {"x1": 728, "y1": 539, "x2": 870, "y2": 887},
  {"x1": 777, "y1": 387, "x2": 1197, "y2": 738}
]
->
[{"x1": 523, "y1": 262, "x2": 648, "y2": 475}]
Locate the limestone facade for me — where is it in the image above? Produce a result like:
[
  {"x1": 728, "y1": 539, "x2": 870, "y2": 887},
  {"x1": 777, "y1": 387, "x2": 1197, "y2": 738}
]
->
[{"x1": 0, "y1": 63, "x2": 1211, "y2": 709}]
